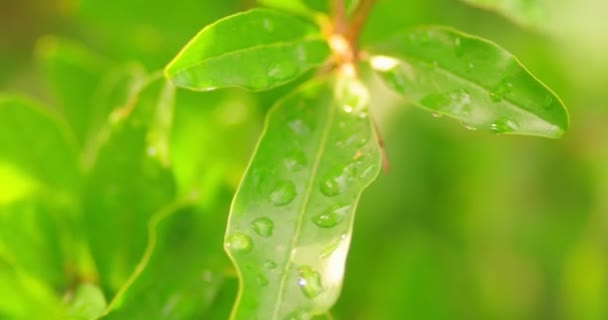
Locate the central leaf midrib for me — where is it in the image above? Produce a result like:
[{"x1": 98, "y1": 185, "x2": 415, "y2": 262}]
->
[
  {"x1": 171, "y1": 35, "x2": 325, "y2": 77},
  {"x1": 271, "y1": 87, "x2": 337, "y2": 319}
]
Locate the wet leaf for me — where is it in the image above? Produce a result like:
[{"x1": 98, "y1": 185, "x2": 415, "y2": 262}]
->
[
  {"x1": 165, "y1": 9, "x2": 330, "y2": 92},
  {"x1": 368, "y1": 26, "x2": 568, "y2": 138},
  {"x1": 225, "y1": 75, "x2": 381, "y2": 319}
]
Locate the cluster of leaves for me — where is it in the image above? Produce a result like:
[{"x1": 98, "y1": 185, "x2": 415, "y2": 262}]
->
[{"x1": 0, "y1": 0, "x2": 568, "y2": 319}]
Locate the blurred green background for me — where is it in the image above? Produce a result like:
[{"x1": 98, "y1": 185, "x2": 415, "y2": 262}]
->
[{"x1": 1, "y1": 0, "x2": 607, "y2": 319}]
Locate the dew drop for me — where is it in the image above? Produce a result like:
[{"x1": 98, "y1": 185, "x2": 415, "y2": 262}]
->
[
  {"x1": 269, "y1": 181, "x2": 296, "y2": 206},
  {"x1": 297, "y1": 266, "x2": 324, "y2": 298},
  {"x1": 343, "y1": 105, "x2": 354, "y2": 113},
  {"x1": 288, "y1": 118, "x2": 311, "y2": 136},
  {"x1": 251, "y1": 217, "x2": 274, "y2": 238},
  {"x1": 489, "y1": 80, "x2": 513, "y2": 102},
  {"x1": 256, "y1": 274, "x2": 269, "y2": 287},
  {"x1": 264, "y1": 259, "x2": 278, "y2": 269},
  {"x1": 283, "y1": 151, "x2": 307, "y2": 172},
  {"x1": 460, "y1": 121, "x2": 478, "y2": 131},
  {"x1": 320, "y1": 165, "x2": 356, "y2": 197},
  {"x1": 226, "y1": 233, "x2": 252, "y2": 252},
  {"x1": 490, "y1": 117, "x2": 519, "y2": 134},
  {"x1": 432, "y1": 112, "x2": 443, "y2": 118},
  {"x1": 313, "y1": 204, "x2": 351, "y2": 228}
]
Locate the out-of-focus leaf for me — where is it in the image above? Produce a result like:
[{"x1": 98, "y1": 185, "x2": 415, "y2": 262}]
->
[
  {"x1": 36, "y1": 36, "x2": 110, "y2": 144},
  {"x1": 65, "y1": 283, "x2": 107, "y2": 320},
  {"x1": 165, "y1": 9, "x2": 330, "y2": 92},
  {"x1": 458, "y1": 0, "x2": 557, "y2": 32},
  {"x1": 0, "y1": 95, "x2": 79, "y2": 193},
  {"x1": 224, "y1": 76, "x2": 381, "y2": 319},
  {"x1": 82, "y1": 72, "x2": 176, "y2": 294},
  {"x1": 76, "y1": 0, "x2": 240, "y2": 68},
  {"x1": 0, "y1": 256, "x2": 63, "y2": 319},
  {"x1": 102, "y1": 199, "x2": 233, "y2": 319},
  {"x1": 170, "y1": 88, "x2": 261, "y2": 202},
  {"x1": 368, "y1": 26, "x2": 568, "y2": 138}
]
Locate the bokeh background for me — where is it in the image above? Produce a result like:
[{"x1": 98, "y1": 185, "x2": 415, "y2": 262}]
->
[{"x1": 1, "y1": 0, "x2": 607, "y2": 319}]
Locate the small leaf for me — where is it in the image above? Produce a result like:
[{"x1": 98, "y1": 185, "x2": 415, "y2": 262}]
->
[
  {"x1": 368, "y1": 26, "x2": 568, "y2": 138},
  {"x1": 165, "y1": 9, "x2": 330, "y2": 92},
  {"x1": 225, "y1": 76, "x2": 381, "y2": 319}
]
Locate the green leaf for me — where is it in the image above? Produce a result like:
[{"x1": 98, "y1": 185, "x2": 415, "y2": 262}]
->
[
  {"x1": 36, "y1": 36, "x2": 110, "y2": 144},
  {"x1": 224, "y1": 75, "x2": 381, "y2": 319},
  {"x1": 65, "y1": 283, "x2": 107, "y2": 320},
  {"x1": 82, "y1": 73, "x2": 176, "y2": 294},
  {"x1": 170, "y1": 88, "x2": 261, "y2": 201},
  {"x1": 0, "y1": 95, "x2": 79, "y2": 194},
  {"x1": 458, "y1": 0, "x2": 556, "y2": 32},
  {"x1": 102, "y1": 201, "x2": 233, "y2": 319},
  {"x1": 165, "y1": 9, "x2": 330, "y2": 92},
  {"x1": 0, "y1": 256, "x2": 63, "y2": 319},
  {"x1": 368, "y1": 26, "x2": 568, "y2": 138}
]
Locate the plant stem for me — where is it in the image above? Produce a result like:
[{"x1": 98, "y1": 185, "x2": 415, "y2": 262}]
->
[
  {"x1": 346, "y1": 0, "x2": 376, "y2": 48},
  {"x1": 332, "y1": 0, "x2": 347, "y2": 34}
]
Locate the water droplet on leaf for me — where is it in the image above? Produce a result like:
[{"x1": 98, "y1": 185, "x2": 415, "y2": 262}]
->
[
  {"x1": 489, "y1": 80, "x2": 513, "y2": 102},
  {"x1": 251, "y1": 217, "x2": 274, "y2": 238},
  {"x1": 490, "y1": 117, "x2": 519, "y2": 133},
  {"x1": 264, "y1": 259, "x2": 278, "y2": 269},
  {"x1": 297, "y1": 266, "x2": 324, "y2": 298},
  {"x1": 283, "y1": 151, "x2": 307, "y2": 172},
  {"x1": 313, "y1": 204, "x2": 351, "y2": 228},
  {"x1": 256, "y1": 274, "x2": 269, "y2": 287},
  {"x1": 226, "y1": 233, "x2": 252, "y2": 252},
  {"x1": 269, "y1": 181, "x2": 296, "y2": 206}
]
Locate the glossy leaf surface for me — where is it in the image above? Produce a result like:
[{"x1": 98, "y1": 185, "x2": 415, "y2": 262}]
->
[
  {"x1": 368, "y1": 26, "x2": 568, "y2": 138},
  {"x1": 225, "y1": 76, "x2": 381, "y2": 319},
  {"x1": 165, "y1": 9, "x2": 330, "y2": 92}
]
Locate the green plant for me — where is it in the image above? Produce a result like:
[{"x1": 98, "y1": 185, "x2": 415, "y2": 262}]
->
[
  {"x1": 163, "y1": 0, "x2": 567, "y2": 318},
  {"x1": 0, "y1": 0, "x2": 573, "y2": 319}
]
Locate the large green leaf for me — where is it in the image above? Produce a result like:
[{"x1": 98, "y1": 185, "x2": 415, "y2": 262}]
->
[
  {"x1": 225, "y1": 75, "x2": 381, "y2": 319},
  {"x1": 165, "y1": 9, "x2": 330, "y2": 92},
  {"x1": 368, "y1": 26, "x2": 568, "y2": 138}
]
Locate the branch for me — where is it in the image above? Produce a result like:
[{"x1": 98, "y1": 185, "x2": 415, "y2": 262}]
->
[
  {"x1": 345, "y1": 0, "x2": 376, "y2": 47},
  {"x1": 332, "y1": 0, "x2": 347, "y2": 34}
]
